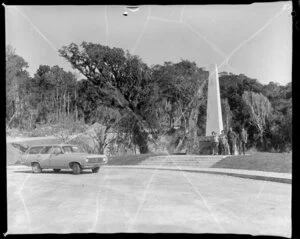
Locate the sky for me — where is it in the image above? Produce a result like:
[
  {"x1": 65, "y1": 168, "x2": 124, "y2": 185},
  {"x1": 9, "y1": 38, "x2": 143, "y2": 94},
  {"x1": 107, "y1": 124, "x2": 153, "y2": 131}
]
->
[{"x1": 5, "y1": 3, "x2": 292, "y2": 85}]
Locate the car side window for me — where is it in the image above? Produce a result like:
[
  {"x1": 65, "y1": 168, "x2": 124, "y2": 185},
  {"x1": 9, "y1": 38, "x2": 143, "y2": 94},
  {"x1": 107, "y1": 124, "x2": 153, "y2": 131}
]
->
[
  {"x1": 62, "y1": 146, "x2": 72, "y2": 154},
  {"x1": 48, "y1": 146, "x2": 63, "y2": 154},
  {"x1": 28, "y1": 146, "x2": 44, "y2": 154},
  {"x1": 40, "y1": 146, "x2": 53, "y2": 154}
]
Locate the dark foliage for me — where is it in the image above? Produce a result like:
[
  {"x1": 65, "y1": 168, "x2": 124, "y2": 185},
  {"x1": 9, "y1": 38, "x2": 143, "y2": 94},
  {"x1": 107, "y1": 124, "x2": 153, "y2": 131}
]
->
[{"x1": 6, "y1": 44, "x2": 292, "y2": 153}]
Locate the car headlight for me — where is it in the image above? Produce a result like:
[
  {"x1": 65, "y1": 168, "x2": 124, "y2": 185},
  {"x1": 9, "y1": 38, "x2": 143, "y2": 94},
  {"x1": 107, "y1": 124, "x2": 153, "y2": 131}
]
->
[{"x1": 85, "y1": 158, "x2": 89, "y2": 162}]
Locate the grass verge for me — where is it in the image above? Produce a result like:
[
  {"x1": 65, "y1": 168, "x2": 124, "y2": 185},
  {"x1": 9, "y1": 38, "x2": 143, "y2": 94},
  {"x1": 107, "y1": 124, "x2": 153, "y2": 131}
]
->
[{"x1": 212, "y1": 152, "x2": 292, "y2": 173}]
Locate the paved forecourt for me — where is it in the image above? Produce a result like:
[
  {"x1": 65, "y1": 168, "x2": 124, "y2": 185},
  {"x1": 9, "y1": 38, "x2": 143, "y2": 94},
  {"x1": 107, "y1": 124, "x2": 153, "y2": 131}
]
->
[{"x1": 7, "y1": 166, "x2": 291, "y2": 236}]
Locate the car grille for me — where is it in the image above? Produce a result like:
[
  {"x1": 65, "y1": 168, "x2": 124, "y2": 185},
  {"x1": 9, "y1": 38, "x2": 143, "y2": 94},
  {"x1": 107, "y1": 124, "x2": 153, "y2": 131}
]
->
[{"x1": 88, "y1": 157, "x2": 105, "y2": 163}]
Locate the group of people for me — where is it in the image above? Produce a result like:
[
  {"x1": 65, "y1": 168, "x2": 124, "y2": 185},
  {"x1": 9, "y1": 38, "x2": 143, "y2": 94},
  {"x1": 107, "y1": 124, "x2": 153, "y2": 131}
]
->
[{"x1": 211, "y1": 127, "x2": 248, "y2": 155}]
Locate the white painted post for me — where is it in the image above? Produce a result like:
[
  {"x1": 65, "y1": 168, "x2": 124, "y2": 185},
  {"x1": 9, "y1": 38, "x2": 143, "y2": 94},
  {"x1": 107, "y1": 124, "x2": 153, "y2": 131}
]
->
[{"x1": 205, "y1": 64, "x2": 224, "y2": 136}]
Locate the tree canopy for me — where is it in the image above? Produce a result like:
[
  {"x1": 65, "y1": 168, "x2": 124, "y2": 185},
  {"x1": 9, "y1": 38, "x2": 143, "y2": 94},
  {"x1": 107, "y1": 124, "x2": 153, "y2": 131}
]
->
[
  {"x1": 59, "y1": 42, "x2": 160, "y2": 153},
  {"x1": 6, "y1": 43, "x2": 292, "y2": 153}
]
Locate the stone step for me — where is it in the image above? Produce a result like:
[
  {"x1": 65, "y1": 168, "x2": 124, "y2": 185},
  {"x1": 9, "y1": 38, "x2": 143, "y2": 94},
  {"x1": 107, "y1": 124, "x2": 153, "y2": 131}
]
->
[
  {"x1": 139, "y1": 161, "x2": 219, "y2": 165},
  {"x1": 142, "y1": 159, "x2": 216, "y2": 161},
  {"x1": 148, "y1": 155, "x2": 226, "y2": 157},
  {"x1": 140, "y1": 161, "x2": 219, "y2": 164},
  {"x1": 143, "y1": 159, "x2": 220, "y2": 162},
  {"x1": 141, "y1": 160, "x2": 219, "y2": 163},
  {"x1": 138, "y1": 155, "x2": 225, "y2": 168},
  {"x1": 144, "y1": 160, "x2": 223, "y2": 163},
  {"x1": 146, "y1": 156, "x2": 226, "y2": 161},
  {"x1": 141, "y1": 159, "x2": 220, "y2": 162},
  {"x1": 140, "y1": 163, "x2": 217, "y2": 166},
  {"x1": 140, "y1": 164, "x2": 214, "y2": 168}
]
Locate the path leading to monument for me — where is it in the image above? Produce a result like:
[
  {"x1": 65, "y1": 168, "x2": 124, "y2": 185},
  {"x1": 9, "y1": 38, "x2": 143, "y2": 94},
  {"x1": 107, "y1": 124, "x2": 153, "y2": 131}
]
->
[{"x1": 7, "y1": 166, "x2": 291, "y2": 236}]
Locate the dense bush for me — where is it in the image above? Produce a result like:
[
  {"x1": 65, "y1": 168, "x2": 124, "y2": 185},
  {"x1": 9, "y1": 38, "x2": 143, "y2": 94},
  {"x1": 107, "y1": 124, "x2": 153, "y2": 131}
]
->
[{"x1": 6, "y1": 44, "x2": 292, "y2": 153}]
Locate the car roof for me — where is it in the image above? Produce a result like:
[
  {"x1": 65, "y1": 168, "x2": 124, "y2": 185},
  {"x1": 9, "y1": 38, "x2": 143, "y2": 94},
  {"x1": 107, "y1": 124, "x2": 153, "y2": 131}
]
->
[{"x1": 28, "y1": 144, "x2": 74, "y2": 148}]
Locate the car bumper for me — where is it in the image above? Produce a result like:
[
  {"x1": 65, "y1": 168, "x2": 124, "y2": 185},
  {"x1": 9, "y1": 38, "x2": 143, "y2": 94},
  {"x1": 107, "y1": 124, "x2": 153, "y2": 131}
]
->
[{"x1": 81, "y1": 162, "x2": 107, "y2": 169}]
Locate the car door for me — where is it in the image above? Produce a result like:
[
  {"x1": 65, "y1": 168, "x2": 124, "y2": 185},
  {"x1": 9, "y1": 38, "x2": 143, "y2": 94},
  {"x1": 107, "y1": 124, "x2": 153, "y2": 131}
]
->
[
  {"x1": 24, "y1": 146, "x2": 45, "y2": 166},
  {"x1": 49, "y1": 146, "x2": 68, "y2": 169},
  {"x1": 38, "y1": 146, "x2": 53, "y2": 169}
]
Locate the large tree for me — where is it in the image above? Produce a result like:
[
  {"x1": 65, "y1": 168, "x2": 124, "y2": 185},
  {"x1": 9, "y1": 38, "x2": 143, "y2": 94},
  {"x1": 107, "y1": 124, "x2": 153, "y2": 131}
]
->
[
  {"x1": 151, "y1": 60, "x2": 209, "y2": 153},
  {"x1": 242, "y1": 91, "x2": 272, "y2": 149},
  {"x1": 6, "y1": 45, "x2": 31, "y2": 128},
  {"x1": 221, "y1": 98, "x2": 233, "y2": 132},
  {"x1": 219, "y1": 74, "x2": 264, "y2": 130},
  {"x1": 31, "y1": 65, "x2": 77, "y2": 125},
  {"x1": 59, "y1": 42, "x2": 159, "y2": 153},
  {"x1": 151, "y1": 60, "x2": 208, "y2": 133}
]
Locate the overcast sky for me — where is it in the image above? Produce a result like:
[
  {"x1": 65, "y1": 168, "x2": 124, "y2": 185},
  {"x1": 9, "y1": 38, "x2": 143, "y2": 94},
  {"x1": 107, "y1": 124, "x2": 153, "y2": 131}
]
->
[{"x1": 5, "y1": 3, "x2": 292, "y2": 85}]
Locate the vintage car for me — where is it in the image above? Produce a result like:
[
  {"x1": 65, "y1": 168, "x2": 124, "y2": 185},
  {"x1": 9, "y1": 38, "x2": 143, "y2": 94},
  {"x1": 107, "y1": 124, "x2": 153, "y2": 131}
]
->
[{"x1": 21, "y1": 144, "x2": 108, "y2": 174}]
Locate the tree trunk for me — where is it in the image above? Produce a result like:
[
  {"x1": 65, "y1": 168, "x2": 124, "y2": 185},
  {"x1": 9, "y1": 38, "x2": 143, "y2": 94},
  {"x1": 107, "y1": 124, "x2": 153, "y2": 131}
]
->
[
  {"x1": 258, "y1": 130, "x2": 264, "y2": 150},
  {"x1": 59, "y1": 92, "x2": 61, "y2": 121},
  {"x1": 15, "y1": 93, "x2": 20, "y2": 127},
  {"x1": 7, "y1": 112, "x2": 16, "y2": 127},
  {"x1": 30, "y1": 112, "x2": 32, "y2": 130},
  {"x1": 226, "y1": 114, "x2": 229, "y2": 132},
  {"x1": 133, "y1": 123, "x2": 149, "y2": 154},
  {"x1": 75, "y1": 84, "x2": 78, "y2": 121},
  {"x1": 63, "y1": 91, "x2": 66, "y2": 117},
  {"x1": 67, "y1": 92, "x2": 70, "y2": 117},
  {"x1": 55, "y1": 88, "x2": 58, "y2": 121},
  {"x1": 60, "y1": 92, "x2": 63, "y2": 121}
]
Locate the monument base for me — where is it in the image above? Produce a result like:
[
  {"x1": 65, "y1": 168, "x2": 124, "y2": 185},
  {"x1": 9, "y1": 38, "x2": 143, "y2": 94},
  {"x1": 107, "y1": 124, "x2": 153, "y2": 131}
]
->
[
  {"x1": 186, "y1": 136, "x2": 214, "y2": 155},
  {"x1": 167, "y1": 134, "x2": 216, "y2": 155}
]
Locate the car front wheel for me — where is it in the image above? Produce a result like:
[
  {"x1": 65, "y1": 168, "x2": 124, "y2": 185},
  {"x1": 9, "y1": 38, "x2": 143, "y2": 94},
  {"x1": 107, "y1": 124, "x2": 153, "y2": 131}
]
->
[
  {"x1": 32, "y1": 163, "x2": 42, "y2": 173},
  {"x1": 72, "y1": 163, "x2": 81, "y2": 175},
  {"x1": 92, "y1": 167, "x2": 100, "y2": 173}
]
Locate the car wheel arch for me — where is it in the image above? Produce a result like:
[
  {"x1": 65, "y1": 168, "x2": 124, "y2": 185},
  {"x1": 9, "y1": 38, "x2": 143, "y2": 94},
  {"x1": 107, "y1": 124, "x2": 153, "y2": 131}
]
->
[
  {"x1": 31, "y1": 162, "x2": 41, "y2": 167},
  {"x1": 69, "y1": 161, "x2": 82, "y2": 169}
]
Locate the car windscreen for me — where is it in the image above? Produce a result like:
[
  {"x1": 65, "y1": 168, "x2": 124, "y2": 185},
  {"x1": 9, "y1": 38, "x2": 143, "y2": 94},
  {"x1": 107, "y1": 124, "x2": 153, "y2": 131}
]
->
[
  {"x1": 28, "y1": 146, "x2": 44, "y2": 154},
  {"x1": 72, "y1": 146, "x2": 84, "y2": 153},
  {"x1": 11, "y1": 143, "x2": 29, "y2": 153}
]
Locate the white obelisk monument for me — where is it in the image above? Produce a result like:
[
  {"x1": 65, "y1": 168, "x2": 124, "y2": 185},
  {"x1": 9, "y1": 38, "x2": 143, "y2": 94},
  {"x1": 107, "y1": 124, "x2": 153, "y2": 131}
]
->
[{"x1": 205, "y1": 64, "x2": 223, "y2": 136}]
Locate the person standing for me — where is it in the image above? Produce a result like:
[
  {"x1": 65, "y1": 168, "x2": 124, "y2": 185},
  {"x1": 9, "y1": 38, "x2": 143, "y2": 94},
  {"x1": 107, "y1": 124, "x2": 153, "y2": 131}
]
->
[
  {"x1": 227, "y1": 127, "x2": 237, "y2": 155},
  {"x1": 236, "y1": 132, "x2": 241, "y2": 155},
  {"x1": 211, "y1": 131, "x2": 219, "y2": 155},
  {"x1": 225, "y1": 131, "x2": 230, "y2": 155},
  {"x1": 239, "y1": 127, "x2": 248, "y2": 155},
  {"x1": 218, "y1": 130, "x2": 228, "y2": 155}
]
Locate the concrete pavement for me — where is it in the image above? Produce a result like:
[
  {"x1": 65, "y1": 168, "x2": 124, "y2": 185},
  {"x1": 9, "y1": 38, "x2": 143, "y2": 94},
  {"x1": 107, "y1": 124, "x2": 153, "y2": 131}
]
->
[{"x1": 6, "y1": 166, "x2": 291, "y2": 236}]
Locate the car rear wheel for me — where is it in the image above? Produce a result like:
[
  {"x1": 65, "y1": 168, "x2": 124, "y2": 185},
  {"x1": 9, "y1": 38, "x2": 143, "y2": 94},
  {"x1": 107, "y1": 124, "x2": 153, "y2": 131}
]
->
[
  {"x1": 72, "y1": 163, "x2": 81, "y2": 175},
  {"x1": 32, "y1": 163, "x2": 42, "y2": 173},
  {"x1": 92, "y1": 167, "x2": 100, "y2": 173},
  {"x1": 53, "y1": 169, "x2": 61, "y2": 173}
]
